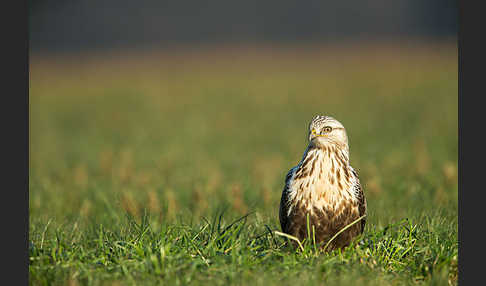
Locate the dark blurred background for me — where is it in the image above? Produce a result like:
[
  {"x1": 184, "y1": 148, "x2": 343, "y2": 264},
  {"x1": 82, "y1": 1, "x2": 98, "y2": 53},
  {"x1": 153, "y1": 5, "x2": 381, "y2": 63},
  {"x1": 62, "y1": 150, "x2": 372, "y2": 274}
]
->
[{"x1": 29, "y1": 0, "x2": 457, "y2": 53}]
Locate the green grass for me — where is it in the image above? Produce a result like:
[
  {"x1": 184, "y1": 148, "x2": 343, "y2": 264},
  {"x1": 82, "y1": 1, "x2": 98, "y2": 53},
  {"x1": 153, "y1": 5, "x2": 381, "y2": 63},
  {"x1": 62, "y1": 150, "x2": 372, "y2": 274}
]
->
[{"x1": 29, "y1": 41, "x2": 458, "y2": 285}]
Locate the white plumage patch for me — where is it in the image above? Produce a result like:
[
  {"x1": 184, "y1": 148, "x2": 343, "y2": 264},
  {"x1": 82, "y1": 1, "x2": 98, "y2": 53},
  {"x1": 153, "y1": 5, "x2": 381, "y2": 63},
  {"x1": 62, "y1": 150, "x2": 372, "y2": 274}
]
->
[{"x1": 286, "y1": 146, "x2": 359, "y2": 217}]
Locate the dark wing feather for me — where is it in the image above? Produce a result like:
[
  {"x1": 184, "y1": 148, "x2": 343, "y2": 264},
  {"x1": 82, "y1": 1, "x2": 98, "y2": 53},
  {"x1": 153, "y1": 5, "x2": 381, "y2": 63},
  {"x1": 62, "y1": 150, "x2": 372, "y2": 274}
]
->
[
  {"x1": 279, "y1": 167, "x2": 296, "y2": 233},
  {"x1": 350, "y1": 167, "x2": 367, "y2": 233}
]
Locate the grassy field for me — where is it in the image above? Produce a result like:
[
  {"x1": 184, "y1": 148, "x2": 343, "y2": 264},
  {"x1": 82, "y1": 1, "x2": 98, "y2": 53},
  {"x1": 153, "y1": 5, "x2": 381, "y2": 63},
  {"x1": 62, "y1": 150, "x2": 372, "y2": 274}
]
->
[{"x1": 29, "y1": 41, "x2": 458, "y2": 285}]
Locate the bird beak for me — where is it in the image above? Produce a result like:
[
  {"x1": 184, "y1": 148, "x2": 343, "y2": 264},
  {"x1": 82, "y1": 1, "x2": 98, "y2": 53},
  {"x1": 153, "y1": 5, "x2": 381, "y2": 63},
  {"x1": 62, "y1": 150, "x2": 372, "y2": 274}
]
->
[
  {"x1": 312, "y1": 129, "x2": 327, "y2": 138},
  {"x1": 310, "y1": 129, "x2": 327, "y2": 142}
]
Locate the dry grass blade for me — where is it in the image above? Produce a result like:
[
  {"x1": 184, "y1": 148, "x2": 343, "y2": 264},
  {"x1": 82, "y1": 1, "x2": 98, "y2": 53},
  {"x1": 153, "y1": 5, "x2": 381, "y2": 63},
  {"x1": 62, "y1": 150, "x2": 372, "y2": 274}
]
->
[
  {"x1": 274, "y1": 231, "x2": 305, "y2": 252},
  {"x1": 323, "y1": 215, "x2": 367, "y2": 252}
]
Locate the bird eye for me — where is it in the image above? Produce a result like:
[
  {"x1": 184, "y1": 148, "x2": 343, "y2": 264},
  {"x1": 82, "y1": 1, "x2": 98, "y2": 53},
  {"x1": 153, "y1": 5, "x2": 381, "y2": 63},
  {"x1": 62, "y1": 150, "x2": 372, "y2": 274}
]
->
[{"x1": 323, "y1": 126, "x2": 332, "y2": 133}]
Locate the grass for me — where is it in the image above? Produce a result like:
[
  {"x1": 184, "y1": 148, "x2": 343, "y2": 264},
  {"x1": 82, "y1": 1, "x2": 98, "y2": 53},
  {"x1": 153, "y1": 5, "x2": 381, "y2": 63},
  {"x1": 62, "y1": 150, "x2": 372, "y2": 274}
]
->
[{"x1": 29, "y1": 41, "x2": 458, "y2": 285}]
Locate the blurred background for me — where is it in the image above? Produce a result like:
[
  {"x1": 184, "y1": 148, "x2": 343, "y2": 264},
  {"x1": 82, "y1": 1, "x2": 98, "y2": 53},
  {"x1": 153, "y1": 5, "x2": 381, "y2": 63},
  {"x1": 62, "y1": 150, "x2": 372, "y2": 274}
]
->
[
  {"x1": 29, "y1": 1, "x2": 458, "y2": 226},
  {"x1": 29, "y1": 0, "x2": 457, "y2": 52}
]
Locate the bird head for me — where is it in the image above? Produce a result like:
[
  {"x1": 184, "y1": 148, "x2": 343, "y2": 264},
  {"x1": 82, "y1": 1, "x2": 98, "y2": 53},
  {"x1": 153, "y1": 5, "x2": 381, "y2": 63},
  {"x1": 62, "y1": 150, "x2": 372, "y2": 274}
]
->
[{"x1": 308, "y1": 115, "x2": 349, "y2": 152}]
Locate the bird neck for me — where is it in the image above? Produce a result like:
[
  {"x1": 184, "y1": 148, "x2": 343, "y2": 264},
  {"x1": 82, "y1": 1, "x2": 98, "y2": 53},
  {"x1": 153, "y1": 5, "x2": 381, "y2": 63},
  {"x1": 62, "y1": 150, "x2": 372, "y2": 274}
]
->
[
  {"x1": 293, "y1": 143, "x2": 350, "y2": 182},
  {"x1": 304, "y1": 142, "x2": 349, "y2": 165}
]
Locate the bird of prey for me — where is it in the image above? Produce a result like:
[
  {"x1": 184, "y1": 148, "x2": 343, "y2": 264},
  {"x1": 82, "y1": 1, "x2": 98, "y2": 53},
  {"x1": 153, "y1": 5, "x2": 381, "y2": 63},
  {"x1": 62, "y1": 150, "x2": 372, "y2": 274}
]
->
[{"x1": 279, "y1": 115, "x2": 366, "y2": 251}]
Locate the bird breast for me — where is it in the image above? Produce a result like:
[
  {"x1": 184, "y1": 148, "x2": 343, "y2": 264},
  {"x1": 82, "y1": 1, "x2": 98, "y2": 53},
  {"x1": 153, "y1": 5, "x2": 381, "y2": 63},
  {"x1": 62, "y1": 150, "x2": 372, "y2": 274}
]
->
[{"x1": 286, "y1": 146, "x2": 358, "y2": 216}]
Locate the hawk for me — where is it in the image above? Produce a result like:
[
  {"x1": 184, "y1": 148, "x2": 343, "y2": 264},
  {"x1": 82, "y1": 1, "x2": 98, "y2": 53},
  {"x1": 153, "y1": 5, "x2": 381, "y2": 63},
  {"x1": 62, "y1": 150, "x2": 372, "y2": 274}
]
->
[{"x1": 279, "y1": 115, "x2": 366, "y2": 251}]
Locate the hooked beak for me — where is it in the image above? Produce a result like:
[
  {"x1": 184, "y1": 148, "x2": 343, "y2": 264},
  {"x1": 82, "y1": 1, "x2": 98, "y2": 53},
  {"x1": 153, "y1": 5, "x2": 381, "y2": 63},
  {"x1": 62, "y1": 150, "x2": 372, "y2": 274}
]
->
[{"x1": 310, "y1": 128, "x2": 327, "y2": 141}]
